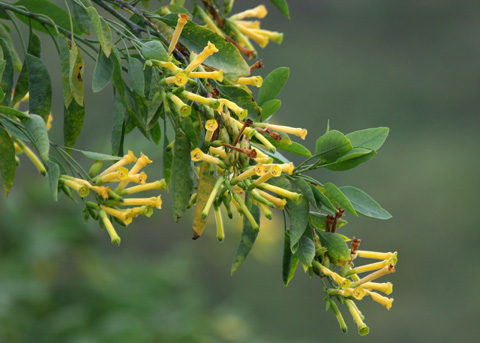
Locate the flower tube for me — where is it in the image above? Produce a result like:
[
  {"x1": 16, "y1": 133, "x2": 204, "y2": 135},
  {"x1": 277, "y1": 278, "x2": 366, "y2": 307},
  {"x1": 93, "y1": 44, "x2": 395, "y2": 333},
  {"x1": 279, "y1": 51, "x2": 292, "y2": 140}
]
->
[
  {"x1": 365, "y1": 290, "x2": 394, "y2": 310},
  {"x1": 255, "y1": 189, "x2": 287, "y2": 210},
  {"x1": 168, "y1": 13, "x2": 189, "y2": 55},
  {"x1": 345, "y1": 300, "x2": 369, "y2": 336},
  {"x1": 351, "y1": 264, "x2": 396, "y2": 287},
  {"x1": 189, "y1": 70, "x2": 224, "y2": 82},
  {"x1": 252, "y1": 165, "x2": 282, "y2": 187},
  {"x1": 100, "y1": 205, "x2": 133, "y2": 225},
  {"x1": 98, "y1": 209, "x2": 121, "y2": 246},
  {"x1": 181, "y1": 91, "x2": 220, "y2": 109},
  {"x1": 258, "y1": 183, "x2": 302, "y2": 202},
  {"x1": 257, "y1": 123, "x2": 308, "y2": 140},
  {"x1": 191, "y1": 148, "x2": 225, "y2": 168},
  {"x1": 99, "y1": 150, "x2": 137, "y2": 177},
  {"x1": 167, "y1": 93, "x2": 192, "y2": 116},
  {"x1": 185, "y1": 41, "x2": 218, "y2": 73},
  {"x1": 230, "y1": 5, "x2": 268, "y2": 20},
  {"x1": 236, "y1": 76, "x2": 263, "y2": 87},
  {"x1": 360, "y1": 282, "x2": 393, "y2": 295},
  {"x1": 204, "y1": 119, "x2": 218, "y2": 144},
  {"x1": 350, "y1": 259, "x2": 392, "y2": 275},
  {"x1": 120, "y1": 195, "x2": 162, "y2": 209},
  {"x1": 120, "y1": 180, "x2": 167, "y2": 195}
]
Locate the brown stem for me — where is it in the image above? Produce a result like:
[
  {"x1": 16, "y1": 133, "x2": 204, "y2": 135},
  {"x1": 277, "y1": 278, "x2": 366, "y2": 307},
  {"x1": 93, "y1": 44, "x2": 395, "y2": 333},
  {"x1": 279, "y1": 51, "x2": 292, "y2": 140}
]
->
[
  {"x1": 233, "y1": 118, "x2": 253, "y2": 146},
  {"x1": 201, "y1": 0, "x2": 224, "y2": 28},
  {"x1": 250, "y1": 59, "x2": 264, "y2": 71},
  {"x1": 221, "y1": 143, "x2": 257, "y2": 158},
  {"x1": 225, "y1": 36, "x2": 256, "y2": 59},
  {"x1": 331, "y1": 207, "x2": 345, "y2": 233}
]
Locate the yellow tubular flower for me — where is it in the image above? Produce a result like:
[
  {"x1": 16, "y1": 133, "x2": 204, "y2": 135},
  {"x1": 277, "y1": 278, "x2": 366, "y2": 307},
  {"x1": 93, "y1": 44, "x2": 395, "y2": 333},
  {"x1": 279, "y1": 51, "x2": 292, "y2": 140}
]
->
[
  {"x1": 345, "y1": 300, "x2": 369, "y2": 336},
  {"x1": 130, "y1": 205, "x2": 154, "y2": 218},
  {"x1": 232, "y1": 165, "x2": 262, "y2": 184},
  {"x1": 150, "y1": 60, "x2": 183, "y2": 74},
  {"x1": 365, "y1": 290, "x2": 394, "y2": 310},
  {"x1": 318, "y1": 264, "x2": 351, "y2": 289},
  {"x1": 258, "y1": 183, "x2": 302, "y2": 202},
  {"x1": 46, "y1": 114, "x2": 53, "y2": 131},
  {"x1": 201, "y1": 12, "x2": 224, "y2": 36},
  {"x1": 100, "y1": 151, "x2": 137, "y2": 177},
  {"x1": 62, "y1": 179, "x2": 90, "y2": 197},
  {"x1": 360, "y1": 282, "x2": 393, "y2": 295},
  {"x1": 236, "y1": 76, "x2": 263, "y2": 87},
  {"x1": 264, "y1": 124, "x2": 308, "y2": 140},
  {"x1": 214, "y1": 207, "x2": 224, "y2": 242},
  {"x1": 185, "y1": 41, "x2": 218, "y2": 73},
  {"x1": 100, "y1": 205, "x2": 133, "y2": 225},
  {"x1": 168, "y1": 93, "x2": 191, "y2": 116},
  {"x1": 181, "y1": 91, "x2": 220, "y2": 109},
  {"x1": 357, "y1": 250, "x2": 398, "y2": 262},
  {"x1": 256, "y1": 189, "x2": 286, "y2": 210},
  {"x1": 351, "y1": 264, "x2": 396, "y2": 287},
  {"x1": 14, "y1": 139, "x2": 46, "y2": 176},
  {"x1": 168, "y1": 13, "x2": 189, "y2": 55},
  {"x1": 234, "y1": 20, "x2": 261, "y2": 29},
  {"x1": 121, "y1": 196, "x2": 162, "y2": 209},
  {"x1": 219, "y1": 99, "x2": 248, "y2": 119},
  {"x1": 263, "y1": 162, "x2": 294, "y2": 175},
  {"x1": 256, "y1": 200, "x2": 273, "y2": 219},
  {"x1": 335, "y1": 288, "x2": 365, "y2": 300},
  {"x1": 99, "y1": 167, "x2": 129, "y2": 183},
  {"x1": 191, "y1": 148, "x2": 225, "y2": 167},
  {"x1": 351, "y1": 260, "x2": 391, "y2": 274},
  {"x1": 124, "y1": 171, "x2": 148, "y2": 185},
  {"x1": 250, "y1": 28, "x2": 283, "y2": 44},
  {"x1": 209, "y1": 146, "x2": 227, "y2": 158},
  {"x1": 231, "y1": 5, "x2": 268, "y2": 20},
  {"x1": 253, "y1": 165, "x2": 282, "y2": 187},
  {"x1": 235, "y1": 23, "x2": 269, "y2": 48},
  {"x1": 90, "y1": 185, "x2": 111, "y2": 199},
  {"x1": 120, "y1": 180, "x2": 167, "y2": 195},
  {"x1": 189, "y1": 70, "x2": 224, "y2": 82},
  {"x1": 204, "y1": 119, "x2": 218, "y2": 143},
  {"x1": 164, "y1": 72, "x2": 189, "y2": 86},
  {"x1": 116, "y1": 153, "x2": 152, "y2": 191},
  {"x1": 98, "y1": 209, "x2": 121, "y2": 246}
]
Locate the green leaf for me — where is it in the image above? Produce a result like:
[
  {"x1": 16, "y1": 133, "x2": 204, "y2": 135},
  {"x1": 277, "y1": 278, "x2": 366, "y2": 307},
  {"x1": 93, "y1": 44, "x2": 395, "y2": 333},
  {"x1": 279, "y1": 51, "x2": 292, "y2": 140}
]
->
[
  {"x1": 179, "y1": 116, "x2": 198, "y2": 147},
  {"x1": 325, "y1": 149, "x2": 376, "y2": 171},
  {"x1": 128, "y1": 56, "x2": 145, "y2": 97},
  {"x1": 69, "y1": 43, "x2": 84, "y2": 107},
  {"x1": 171, "y1": 131, "x2": 194, "y2": 222},
  {"x1": 163, "y1": 131, "x2": 173, "y2": 186},
  {"x1": 261, "y1": 99, "x2": 281, "y2": 122},
  {"x1": 0, "y1": 23, "x2": 21, "y2": 71},
  {"x1": 64, "y1": 100, "x2": 85, "y2": 150},
  {"x1": 22, "y1": 114, "x2": 49, "y2": 161},
  {"x1": 0, "y1": 125, "x2": 16, "y2": 195},
  {"x1": 14, "y1": 0, "x2": 82, "y2": 35},
  {"x1": 159, "y1": 14, "x2": 250, "y2": 76},
  {"x1": 231, "y1": 200, "x2": 260, "y2": 275},
  {"x1": 217, "y1": 84, "x2": 261, "y2": 120},
  {"x1": 147, "y1": 71, "x2": 162, "y2": 125},
  {"x1": 0, "y1": 39, "x2": 14, "y2": 105},
  {"x1": 346, "y1": 127, "x2": 389, "y2": 151},
  {"x1": 0, "y1": 106, "x2": 29, "y2": 119},
  {"x1": 323, "y1": 183, "x2": 357, "y2": 216},
  {"x1": 140, "y1": 40, "x2": 168, "y2": 61},
  {"x1": 310, "y1": 184, "x2": 336, "y2": 214},
  {"x1": 309, "y1": 212, "x2": 347, "y2": 231},
  {"x1": 72, "y1": 0, "x2": 91, "y2": 35},
  {"x1": 13, "y1": 31, "x2": 41, "y2": 105},
  {"x1": 293, "y1": 177, "x2": 316, "y2": 209},
  {"x1": 339, "y1": 186, "x2": 392, "y2": 220},
  {"x1": 45, "y1": 160, "x2": 60, "y2": 201},
  {"x1": 317, "y1": 230, "x2": 351, "y2": 261},
  {"x1": 149, "y1": 121, "x2": 161, "y2": 145},
  {"x1": 26, "y1": 54, "x2": 52, "y2": 122},
  {"x1": 92, "y1": 49, "x2": 114, "y2": 93},
  {"x1": 0, "y1": 118, "x2": 29, "y2": 141},
  {"x1": 315, "y1": 130, "x2": 352, "y2": 161},
  {"x1": 297, "y1": 234, "x2": 315, "y2": 267},
  {"x1": 111, "y1": 96, "x2": 125, "y2": 156},
  {"x1": 86, "y1": 6, "x2": 112, "y2": 57},
  {"x1": 111, "y1": 47, "x2": 127, "y2": 105},
  {"x1": 265, "y1": 136, "x2": 312, "y2": 157},
  {"x1": 288, "y1": 197, "x2": 310, "y2": 252},
  {"x1": 57, "y1": 35, "x2": 73, "y2": 108},
  {"x1": 258, "y1": 67, "x2": 289, "y2": 106},
  {"x1": 269, "y1": 0, "x2": 290, "y2": 19},
  {"x1": 282, "y1": 229, "x2": 298, "y2": 285},
  {"x1": 81, "y1": 151, "x2": 122, "y2": 161}
]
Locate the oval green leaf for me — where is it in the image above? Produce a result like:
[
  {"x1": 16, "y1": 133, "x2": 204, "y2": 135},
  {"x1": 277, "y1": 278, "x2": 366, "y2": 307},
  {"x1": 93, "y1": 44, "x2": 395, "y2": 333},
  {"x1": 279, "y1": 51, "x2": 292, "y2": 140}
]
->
[
  {"x1": 315, "y1": 130, "x2": 352, "y2": 161},
  {"x1": 317, "y1": 230, "x2": 351, "y2": 261},
  {"x1": 346, "y1": 127, "x2": 389, "y2": 151},
  {"x1": 261, "y1": 99, "x2": 281, "y2": 122},
  {"x1": 64, "y1": 100, "x2": 85, "y2": 150},
  {"x1": 128, "y1": 56, "x2": 145, "y2": 97},
  {"x1": 26, "y1": 54, "x2": 52, "y2": 122},
  {"x1": 339, "y1": 186, "x2": 392, "y2": 220},
  {"x1": 22, "y1": 114, "x2": 49, "y2": 161},
  {"x1": 0, "y1": 125, "x2": 16, "y2": 195},
  {"x1": 258, "y1": 67, "x2": 290, "y2": 106},
  {"x1": 323, "y1": 182, "x2": 357, "y2": 216},
  {"x1": 92, "y1": 49, "x2": 114, "y2": 93}
]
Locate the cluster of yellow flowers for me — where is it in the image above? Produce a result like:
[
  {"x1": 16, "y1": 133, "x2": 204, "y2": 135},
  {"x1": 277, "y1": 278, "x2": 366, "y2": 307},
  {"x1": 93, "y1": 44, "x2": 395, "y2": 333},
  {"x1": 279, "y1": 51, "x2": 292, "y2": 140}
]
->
[
  {"x1": 59, "y1": 151, "x2": 166, "y2": 245},
  {"x1": 313, "y1": 245, "x2": 398, "y2": 335}
]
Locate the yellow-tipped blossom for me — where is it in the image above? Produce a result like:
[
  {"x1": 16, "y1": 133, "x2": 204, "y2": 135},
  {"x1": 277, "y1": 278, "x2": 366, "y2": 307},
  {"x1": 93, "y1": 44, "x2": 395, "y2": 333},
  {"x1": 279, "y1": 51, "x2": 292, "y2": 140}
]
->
[
  {"x1": 234, "y1": 20, "x2": 261, "y2": 29},
  {"x1": 236, "y1": 76, "x2": 263, "y2": 87},
  {"x1": 214, "y1": 207, "x2": 224, "y2": 242},
  {"x1": 360, "y1": 282, "x2": 393, "y2": 295},
  {"x1": 263, "y1": 124, "x2": 308, "y2": 140},
  {"x1": 345, "y1": 300, "x2": 369, "y2": 336},
  {"x1": 205, "y1": 119, "x2": 218, "y2": 143},
  {"x1": 168, "y1": 93, "x2": 191, "y2": 116},
  {"x1": 263, "y1": 162, "x2": 294, "y2": 175},
  {"x1": 98, "y1": 167, "x2": 129, "y2": 183},
  {"x1": 235, "y1": 24, "x2": 269, "y2": 48},
  {"x1": 209, "y1": 146, "x2": 227, "y2": 158},
  {"x1": 351, "y1": 259, "x2": 392, "y2": 274},
  {"x1": 120, "y1": 196, "x2": 162, "y2": 209},
  {"x1": 329, "y1": 287, "x2": 365, "y2": 300},
  {"x1": 191, "y1": 148, "x2": 225, "y2": 167},
  {"x1": 254, "y1": 164, "x2": 267, "y2": 176},
  {"x1": 149, "y1": 60, "x2": 183, "y2": 74},
  {"x1": 253, "y1": 164, "x2": 282, "y2": 187},
  {"x1": 352, "y1": 264, "x2": 396, "y2": 287},
  {"x1": 258, "y1": 183, "x2": 303, "y2": 202},
  {"x1": 357, "y1": 250, "x2": 398, "y2": 262},
  {"x1": 185, "y1": 41, "x2": 218, "y2": 73},
  {"x1": 98, "y1": 209, "x2": 121, "y2": 246},
  {"x1": 62, "y1": 179, "x2": 90, "y2": 197},
  {"x1": 46, "y1": 114, "x2": 53, "y2": 131},
  {"x1": 232, "y1": 165, "x2": 263, "y2": 184},
  {"x1": 256, "y1": 200, "x2": 273, "y2": 219},
  {"x1": 14, "y1": 139, "x2": 46, "y2": 176},
  {"x1": 219, "y1": 99, "x2": 248, "y2": 120},
  {"x1": 249, "y1": 28, "x2": 283, "y2": 44},
  {"x1": 168, "y1": 13, "x2": 189, "y2": 55},
  {"x1": 130, "y1": 205, "x2": 154, "y2": 218},
  {"x1": 181, "y1": 91, "x2": 220, "y2": 109},
  {"x1": 255, "y1": 189, "x2": 286, "y2": 210},
  {"x1": 318, "y1": 264, "x2": 351, "y2": 289},
  {"x1": 365, "y1": 290, "x2": 394, "y2": 310},
  {"x1": 100, "y1": 205, "x2": 133, "y2": 225},
  {"x1": 100, "y1": 151, "x2": 137, "y2": 177},
  {"x1": 116, "y1": 153, "x2": 152, "y2": 191},
  {"x1": 90, "y1": 185, "x2": 111, "y2": 199},
  {"x1": 123, "y1": 171, "x2": 148, "y2": 185},
  {"x1": 164, "y1": 72, "x2": 188, "y2": 86},
  {"x1": 231, "y1": 5, "x2": 268, "y2": 20},
  {"x1": 189, "y1": 70, "x2": 224, "y2": 82},
  {"x1": 120, "y1": 180, "x2": 167, "y2": 195}
]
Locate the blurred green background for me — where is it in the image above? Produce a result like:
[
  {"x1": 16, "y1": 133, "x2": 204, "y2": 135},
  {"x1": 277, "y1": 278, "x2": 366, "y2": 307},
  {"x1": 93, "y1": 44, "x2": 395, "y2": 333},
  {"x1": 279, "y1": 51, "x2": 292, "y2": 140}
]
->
[{"x1": 1, "y1": 0, "x2": 480, "y2": 341}]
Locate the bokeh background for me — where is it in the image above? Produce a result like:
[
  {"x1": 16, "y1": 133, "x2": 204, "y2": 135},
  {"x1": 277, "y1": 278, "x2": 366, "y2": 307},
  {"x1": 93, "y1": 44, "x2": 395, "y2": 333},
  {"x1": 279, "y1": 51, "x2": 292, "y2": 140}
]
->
[{"x1": 1, "y1": 0, "x2": 480, "y2": 342}]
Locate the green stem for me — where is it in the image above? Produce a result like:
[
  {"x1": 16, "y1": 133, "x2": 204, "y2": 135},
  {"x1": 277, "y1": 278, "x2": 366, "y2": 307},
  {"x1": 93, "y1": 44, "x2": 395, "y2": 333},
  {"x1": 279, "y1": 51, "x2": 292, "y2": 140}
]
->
[
  {"x1": 201, "y1": 176, "x2": 225, "y2": 219},
  {"x1": 4, "y1": 10, "x2": 26, "y2": 55}
]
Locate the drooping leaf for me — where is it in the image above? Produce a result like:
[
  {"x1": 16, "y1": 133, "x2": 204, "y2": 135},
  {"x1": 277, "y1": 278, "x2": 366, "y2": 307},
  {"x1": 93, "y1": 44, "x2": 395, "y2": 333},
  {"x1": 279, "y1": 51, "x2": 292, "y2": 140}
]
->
[
  {"x1": 86, "y1": 6, "x2": 112, "y2": 57},
  {"x1": 26, "y1": 54, "x2": 52, "y2": 122},
  {"x1": 45, "y1": 160, "x2": 60, "y2": 201},
  {"x1": 64, "y1": 100, "x2": 85, "y2": 150},
  {"x1": 0, "y1": 23, "x2": 21, "y2": 71},
  {"x1": 111, "y1": 47, "x2": 127, "y2": 105},
  {"x1": 258, "y1": 67, "x2": 289, "y2": 106},
  {"x1": 92, "y1": 49, "x2": 114, "y2": 93},
  {"x1": 0, "y1": 106, "x2": 29, "y2": 119},
  {"x1": 111, "y1": 96, "x2": 125, "y2": 156},
  {"x1": 147, "y1": 71, "x2": 162, "y2": 125},
  {"x1": 171, "y1": 131, "x2": 194, "y2": 222},
  {"x1": 231, "y1": 198, "x2": 260, "y2": 274},
  {"x1": 323, "y1": 182, "x2": 357, "y2": 216},
  {"x1": 81, "y1": 151, "x2": 122, "y2": 161},
  {"x1": 217, "y1": 84, "x2": 261, "y2": 120},
  {"x1": 22, "y1": 114, "x2": 49, "y2": 161},
  {"x1": 261, "y1": 99, "x2": 281, "y2": 122},
  {"x1": 140, "y1": 40, "x2": 168, "y2": 61},
  {"x1": 13, "y1": 31, "x2": 41, "y2": 105},
  {"x1": 128, "y1": 56, "x2": 145, "y2": 97},
  {"x1": 57, "y1": 35, "x2": 73, "y2": 108},
  {"x1": 297, "y1": 234, "x2": 315, "y2": 268},
  {"x1": 0, "y1": 118, "x2": 29, "y2": 141},
  {"x1": 315, "y1": 130, "x2": 352, "y2": 161},
  {"x1": 325, "y1": 149, "x2": 376, "y2": 171},
  {"x1": 149, "y1": 121, "x2": 161, "y2": 145},
  {"x1": 310, "y1": 184, "x2": 337, "y2": 214},
  {"x1": 159, "y1": 14, "x2": 250, "y2": 76},
  {"x1": 293, "y1": 177, "x2": 316, "y2": 209},
  {"x1": 192, "y1": 163, "x2": 217, "y2": 239},
  {"x1": 69, "y1": 43, "x2": 84, "y2": 106},
  {"x1": 163, "y1": 130, "x2": 173, "y2": 186},
  {"x1": 269, "y1": 0, "x2": 290, "y2": 19},
  {"x1": 339, "y1": 186, "x2": 392, "y2": 220},
  {"x1": 316, "y1": 230, "x2": 351, "y2": 261},
  {"x1": 346, "y1": 127, "x2": 389, "y2": 151},
  {"x1": 288, "y1": 196, "x2": 310, "y2": 252},
  {"x1": 72, "y1": 0, "x2": 91, "y2": 34},
  {"x1": 282, "y1": 229, "x2": 299, "y2": 285},
  {"x1": 0, "y1": 39, "x2": 14, "y2": 105},
  {"x1": 0, "y1": 125, "x2": 16, "y2": 195},
  {"x1": 179, "y1": 116, "x2": 198, "y2": 147}
]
